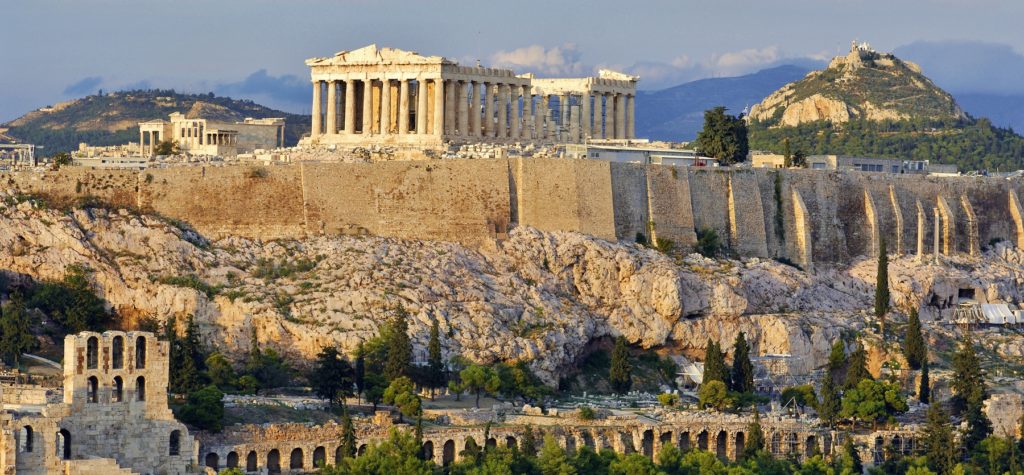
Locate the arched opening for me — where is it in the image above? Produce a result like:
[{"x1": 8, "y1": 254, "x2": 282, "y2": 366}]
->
[
  {"x1": 823, "y1": 433, "x2": 833, "y2": 456},
  {"x1": 20, "y1": 425, "x2": 33, "y2": 453},
  {"x1": 86, "y1": 337, "x2": 98, "y2": 369},
  {"x1": 442, "y1": 440, "x2": 455, "y2": 466},
  {"x1": 357, "y1": 444, "x2": 367, "y2": 456},
  {"x1": 582, "y1": 432, "x2": 595, "y2": 449},
  {"x1": 734, "y1": 432, "x2": 746, "y2": 460},
  {"x1": 246, "y1": 451, "x2": 257, "y2": 472},
  {"x1": 112, "y1": 376, "x2": 123, "y2": 403},
  {"x1": 903, "y1": 437, "x2": 914, "y2": 456},
  {"x1": 486, "y1": 438, "x2": 497, "y2": 449},
  {"x1": 313, "y1": 447, "x2": 325, "y2": 467},
  {"x1": 112, "y1": 336, "x2": 124, "y2": 369},
  {"x1": 289, "y1": 448, "x2": 303, "y2": 469},
  {"x1": 135, "y1": 376, "x2": 146, "y2": 401},
  {"x1": 787, "y1": 433, "x2": 798, "y2": 454},
  {"x1": 169, "y1": 430, "x2": 181, "y2": 456},
  {"x1": 87, "y1": 376, "x2": 98, "y2": 403},
  {"x1": 660, "y1": 431, "x2": 673, "y2": 448},
  {"x1": 205, "y1": 453, "x2": 219, "y2": 470},
  {"x1": 422, "y1": 441, "x2": 434, "y2": 461},
  {"x1": 642, "y1": 429, "x2": 654, "y2": 457},
  {"x1": 697, "y1": 430, "x2": 709, "y2": 451},
  {"x1": 621, "y1": 432, "x2": 636, "y2": 454},
  {"x1": 873, "y1": 436, "x2": 884, "y2": 465},
  {"x1": 135, "y1": 336, "x2": 146, "y2": 369},
  {"x1": 267, "y1": 449, "x2": 281, "y2": 474},
  {"x1": 335, "y1": 446, "x2": 342, "y2": 464},
  {"x1": 505, "y1": 436, "x2": 517, "y2": 449},
  {"x1": 716, "y1": 431, "x2": 728, "y2": 459},
  {"x1": 57, "y1": 429, "x2": 71, "y2": 459},
  {"x1": 679, "y1": 431, "x2": 691, "y2": 452},
  {"x1": 806, "y1": 435, "x2": 818, "y2": 457},
  {"x1": 227, "y1": 451, "x2": 239, "y2": 468},
  {"x1": 771, "y1": 433, "x2": 782, "y2": 455}
]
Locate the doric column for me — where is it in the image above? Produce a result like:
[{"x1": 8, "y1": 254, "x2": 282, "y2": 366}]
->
[
  {"x1": 605, "y1": 93, "x2": 616, "y2": 139},
  {"x1": 510, "y1": 86, "x2": 520, "y2": 139},
  {"x1": 521, "y1": 86, "x2": 532, "y2": 140},
  {"x1": 416, "y1": 79, "x2": 428, "y2": 135},
  {"x1": 344, "y1": 79, "x2": 356, "y2": 134},
  {"x1": 398, "y1": 80, "x2": 410, "y2": 134},
  {"x1": 379, "y1": 79, "x2": 392, "y2": 135},
  {"x1": 311, "y1": 80, "x2": 322, "y2": 138},
  {"x1": 432, "y1": 78, "x2": 445, "y2": 137},
  {"x1": 615, "y1": 93, "x2": 623, "y2": 139},
  {"x1": 593, "y1": 94, "x2": 603, "y2": 139},
  {"x1": 443, "y1": 80, "x2": 455, "y2": 135},
  {"x1": 325, "y1": 81, "x2": 337, "y2": 135},
  {"x1": 139, "y1": 131, "x2": 144, "y2": 156},
  {"x1": 933, "y1": 207, "x2": 940, "y2": 264},
  {"x1": 581, "y1": 93, "x2": 591, "y2": 140},
  {"x1": 362, "y1": 79, "x2": 374, "y2": 134},
  {"x1": 470, "y1": 81, "x2": 481, "y2": 137},
  {"x1": 482, "y1": 83, "x2": 492, "y2": 137},
  {"x1": 458, "y1": 82, "x2": 470, "y2": 137},
  {"x1": 497, "y1": 84, "x2": 509, "y2": 139},
  {"x1": 569, "y1": 96, "x2": 580, "y2": 143},
  {"x1": 626, "y1": 94, "x2": 636, "y2": 139},
  {"x1": 540, "y1": 95, "x2": 550, "y2": 139},
  {"x1": 559, "y1": 94, "x2": 569, "y2": 141}
]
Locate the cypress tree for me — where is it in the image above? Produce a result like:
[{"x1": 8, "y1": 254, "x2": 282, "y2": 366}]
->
[
  {"x1": 353, "y1": 341, "x2": 366, "y2": 402},
  {"x1": 951, "y1": 332, "x2": 986, "y2": 414},
  {"x1": 427, "y1": 318, "x2": 444, "y2": 399},
  {"x1": 702, "y1": 339, "x2": 728, "y2": 385},
  {"x1": 903, "y1": 308, "x2": 926, "y2": 370},
  {"x1": 730, "y1": 332, "x2": 754, "y2": 393},
  {"x1": 183, "y1": 314, "x2": 207, "y2": 373},
  {"x1": 840, "y1": 437, "x2": 863, "y2": 475},
  {"x1": 521, "y1": 426, "x2": 538, "y2": 457},
  {"x1": 962, "y1": 402, "x2": 993, "y2": 453},
  {"x1": 818, "y1": 370, "x2": 841, "y2": 427},
  {"x1": 384, "y1": 306, "x2": 412, "y2": 382},
  {"x1": 340, "y1": 408, "x2": 356, "y2": 458},
  {"x1": 918, "y1": 360, "x2": 930, "y2": 404},
  {"x1": 609, "y1": 336, "x2": 633, "y2": 394},
  {"x1": 845, "y1": 344, "x2": 872, "y2": 390},
  {"x1": 922, "y1": 402, "x2": 955, "y2": 475},
  {"x1": 743, "y1": 409, "x2": 765, "y2": 459},
  {"x1": 783, "y1": 138, "x2": 793, "y2": 168},
  {"x1": 875, "y1": 237, "x2": 890, "y2": 338}
]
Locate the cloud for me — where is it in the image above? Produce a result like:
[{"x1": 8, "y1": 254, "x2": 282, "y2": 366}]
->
[
  {"x1": 63, "y1": 76, "x2": 103, "y2": 96},
  {"x1": 707, "y1": 46, "x2": 781, "y2": 75},
  {"x1": 622, "y1": 47, "x2": 826, "y2": 90},
  {"x1": 213, "y1": 69, "x2": 308, "y2": 109},
  {"x1": 490, "y1": 44, "x2": 589, "y2": 76},
  {"x1": 895, "y1": 40, "x2": 1024, "y2": 95}
]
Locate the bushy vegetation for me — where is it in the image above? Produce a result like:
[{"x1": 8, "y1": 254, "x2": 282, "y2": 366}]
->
[{"x1": 23, "y1": 264, "x2": 114, "y2": 332}]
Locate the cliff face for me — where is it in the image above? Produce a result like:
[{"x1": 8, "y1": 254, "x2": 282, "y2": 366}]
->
[
  {"x1": 749, "y1": 45, "x2": 965, "y2": 127},
  {"x1": 3, "y1": 199, "x2": 1023, "y2": 382}
]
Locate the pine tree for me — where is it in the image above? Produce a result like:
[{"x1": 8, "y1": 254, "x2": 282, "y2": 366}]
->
[
  {"x1": 384, "y1": 306, "x2": 412, "y2": 382},
  {"x1": 702, "y1": 339, "x2": 728, "y2": 385},
  {"x1": 903, "y1": 308, "x2": 927, "y2": 370},
  {"x1": 921, "y1": 402, "x2": 955, "y2": 474},
  {"x1": 743, "y1": 409, "x2": 765, "y2": 459},
  {"x1": 845, "y1": 344, "x2": 872, "y2": 390},
  {"x1": 521, "y1": 426, "x2": 537, "y2": 457},
  {"x1": 918, "y1": 360, "x2": 930, "y2": 404},
  {"x1": 427, "y1": 318, "x2": 444, "y2": 399},
  {"x1": 951, "y1": 332, "x2": 986, "y2": 414},
  {"x1": 875, "y1": 237, "x2": 890, "y2": 338},
  {"x1": 962, "y1": 402, "x2": 993, "y2": 453},
  {"x1": 609, "y1": 336, "x2": 633, "y2": 394},
  {"x1": 819, "y1": 370, "x2": 841, "y2": 427},
  {"x1": 340, "y1": 408, "x2": 356, "y2": 459},
  {"x1": 730, "y1": 332, "x2": 754, "y2": 393},
  {"x1": 839, "y1": 437, "x2": 863, "y2": 475},
  {"x1": 0, "y1": 292, "x2": 38, "y2": 367},
  {"x1": 311, "y1": 346, "x2": 353, "y2": 407},
  {"x1": 415, "y1": 415, "x2": 425, "y2": 459}
]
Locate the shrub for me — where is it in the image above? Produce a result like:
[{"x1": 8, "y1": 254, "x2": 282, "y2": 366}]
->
[
  {"x1": 657, "y1": 392, "x2": 680, "y2": 407},
  {"x1": 696, "y1": 228, "x2": 722, "y2": 258},
  {"x1": 578, "y1": 406, "x2": 596, "y2": 420},
  {"x1": 157, "y1": 274, "x2": 219, "y2": 298},
  {"x1": 246, "y1": 167, "x2": 268, "y2": 179}
]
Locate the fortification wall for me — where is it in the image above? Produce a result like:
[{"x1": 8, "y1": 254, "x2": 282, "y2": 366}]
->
[
  {"x1": 686, "y1": 170, "x2": 731, "y2": 247},
  {"x1": 646, "y1": 165, "x2": 697, "y2": 247},
  {"x1": 512, "y1": 158, "x2": 616, "y2": 241},
  {"x1": 609, "y1": 162, "x2": 650, "y2": 241},
  {"x1": 0, "y1": 168, "x2": 138, "y2": 209}
]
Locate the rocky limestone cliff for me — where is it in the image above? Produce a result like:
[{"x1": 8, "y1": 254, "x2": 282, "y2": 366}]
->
[
  {"x1": 2, "y1": 198, "x2": 1023, "y2": 383},
  {"x1": 749, "y1": 44, "x2": 964, "y2": 127}
]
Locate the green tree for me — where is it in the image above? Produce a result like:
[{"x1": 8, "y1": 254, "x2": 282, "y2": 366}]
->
[
  {"x1": 0, "y1": 293, "x2": 37, "y2": 367},
  {"x1": 904, "y1": 308, "x2": 927, "y2": 370},
  {"x1": 657, "y1": 393, "x2": 680, "y2": 407},
  {"x1": 698, "y1": 380, "x2": 731, "y2": 411},
  {"x1": 427, "y1": 318, "x2": 445, "y2": 399},
  {"x1": 828, "y1": 340, "x2": 846, "y2": 374},
  {"x1": 610, "y1": 453, "x2": 660, "y2": 475},
  {"x1": 538, "y1": 434, "x2": 577, "y2": 475},
  {"x1": 459, "y1": 364, "x2": 502, "y2": 408},
  {"x1": 154, "y1": 140, "x2": 179, "y2": 156},
  {"x1": 323, "y1": 428, "x2": 432, "y2": 475},
  {"x1": 875, "y1": 237, "x2": 890, "y2": 337},
  {"x1": 695, "y1": 228, "x2": 722, "y2": 258},
  {"x1": 818, "y1": 371, "x2": 841, "y2": 428},
  {"x1": 340, "y1": 409, "x2": 357, "y2": 460},
  {"x1": 951, "y1": 332, "x2": 986, "y2": 415},
  {"x1": 521, "y1": 426, "x2": 538, "y2": 458},
  {"x1": 783, "y1": 137, "x2": 793, "y2": 168},
  {"x1": 837, "y1": 437, "x2": 863, "y2": 475},
  {"x1": 52, "y1": 152, "x2": 72, "y2": 167},
  {"x1": 176, "y1": 384, "x2": 225, "y2": 432},
  {"x1": 496, "y1": 361, "x2": 552, "y2": 404},
  {"x1": 384, "y1": 306, "x2": 413, "y2": 381},
  {"x1": 383, "y1": 376, "x2": 421, "y2": 422},
  {"x1": 919, "y1": 360, "x2": 931, "y2": 404},
  {"x1": 311, "y1": 346, "x2": 353, "y2": 407},
  {"x1": 781, "y1": 384, "x2": 818, "y2": 411},
  {"x1": 27, "y1": 265, "x2": 111, "y2": 331},
  {"x1": 730, "y1": 332, "x2": 754, "y2": 393},
  {"x1": 744, "y1": 409, "x2": 766, "y2": 459},
  {"x1": 694, "y1": 106, "x2": 749, "y2": 165},
  {"x1": 354, "y1": 341, "x2": 366, "y2": 402},
  {"x1": 792, "y1": 149, "x2": 808, "y2": 168},
  {"x1": 364, "y1": 372, "x2": 387, "y2": 411},
  {"x1": 204, "y1": 352, "x2": 237, "y2": 390},
  {"x1": 845, "y1": 343, "x2": 872, "y2": 390},
  {"x1": 962, "y1": 403, "x2": 993, "y2": 454},
  {"x1": 840, "y1": 379, "x2": 909, "y2": 428},
  {"x1": 921, "y1": 402, "x2": 955, "y2": 475},
  {"x1": 609, "y1": 336, "x2": 633, "y2": 394},
  {"x1": 702, "y1": 339, "x2": 727, "y2": 385}
]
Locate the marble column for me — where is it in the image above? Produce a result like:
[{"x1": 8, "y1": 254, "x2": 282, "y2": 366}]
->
[
  {"x1": 605, "y1": 93, "x2": 616, "y2": 139},
  {"x1": 311, "y1": 81, "x2": 322, "y2": 137},
  {"x1": 933, "y1": 207, "x2": 940, "y2": 264},
  {"x1": 521, "y1": 86, "x2": 532, "y2": 140},
  {"x1": 470, "y1": 82, "x2": 481, "y2": 137},
  {"x1": 444, "y1": 80, "x2": 456, "y2": 135},
  {"x1": 542, "y1": 95, "x2": 552, "y2": 139},
  {"x1": 416, "y1": 79, "x2": 428, "y2": 135},
  {"x1": 497, "y1": 84, "x2": 508, "y2": 139},
  {"x1": 458, "y1": 82, "x2": 470, "y2": 137},
  {"x1": 362, "y1": 80, "x2": 374, "y2": 134},
  {"x1": 482, "y1": 83, "x2": 492, "y2": 137},
  {"x1": 569, "y1": 97, "x2": 580, "y2": 143},
  {"x1": 432, "y1": 79, "x2": 445, "y2": 137},
  {"x1": 344, "y1": 79, "x2": 356, "y2": 134},
  {"x1": 325, "y1": 81, "x2": 337, "y2": 135},
  {"x1": 380, "y1": 79, "x2": 392, "y2": 134},
  {"x1": 559, "y1": 94, "x2": 569, "y2": 141},
  {"x1": 593, "y1": 94, "x2": 603, "y2": 139},
  {"x1": 616, "y1": 94, "x2": 627, "y2": 139},
  {"x1": 581, "y1": 93, "x2": 591, "y2": 140},
  {"x1": 139, "y1": 131, "x2": 144, "y2": 156},
  {"x1": 510, "y1": 86, "x2": 520, "y2": 139},
  {"x1": 626, "y1": 94, "x2": 636, "y2": 139},
  {"x1": 398, "y1": 80, "x2": 410, "y2": 134}
]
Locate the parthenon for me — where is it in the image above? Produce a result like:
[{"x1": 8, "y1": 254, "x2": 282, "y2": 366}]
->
[{"x1": 301, "y1": 45, "x2": 638, "y2": 147}]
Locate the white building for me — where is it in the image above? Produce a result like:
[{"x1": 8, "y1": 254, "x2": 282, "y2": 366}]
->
[{"x1": 138, "y1": 112, "x2": 285, "y2": 158}]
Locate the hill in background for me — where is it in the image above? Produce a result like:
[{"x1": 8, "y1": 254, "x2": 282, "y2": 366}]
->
[{"x1": 0, "y1": 90, "x2": 312, "y2": 153}]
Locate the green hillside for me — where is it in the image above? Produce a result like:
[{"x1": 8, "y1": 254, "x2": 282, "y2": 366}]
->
[{"x1": 1, "y1": 90, "x2": 311, "y2": 154}]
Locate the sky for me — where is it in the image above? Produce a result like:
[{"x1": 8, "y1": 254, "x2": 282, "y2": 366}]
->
[{"x1": 3, "y1": 0, "x2": 1024, "y2": 122}]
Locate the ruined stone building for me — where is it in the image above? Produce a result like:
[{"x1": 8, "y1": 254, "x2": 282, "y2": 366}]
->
[
  {"x1": 0, "y1": 332, "x2": 194, "y2": 474},
  {"x1": 139, "y1": 112, "x2": 285, "y2": 158},
  {"x1": 302, "y1": 45, "x2": 638, "y2": 147}
]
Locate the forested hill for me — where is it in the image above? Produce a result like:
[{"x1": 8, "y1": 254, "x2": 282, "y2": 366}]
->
[{"x1": 0, "y1": 90, "x2": 312, "y2": 154}]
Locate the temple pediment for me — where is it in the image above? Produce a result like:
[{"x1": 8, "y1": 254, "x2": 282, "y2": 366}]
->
[{"x1": 306, "y1": 44, "x2": 449, "y2": 66}]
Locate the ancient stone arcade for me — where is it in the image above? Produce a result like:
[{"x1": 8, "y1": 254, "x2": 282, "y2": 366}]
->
[
  {"x1": 302, "y1": 45, "x2": 638, "y2": 149},
  {"x1": 0, "y1": 332, "x2": 194, "y2": 475}
]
